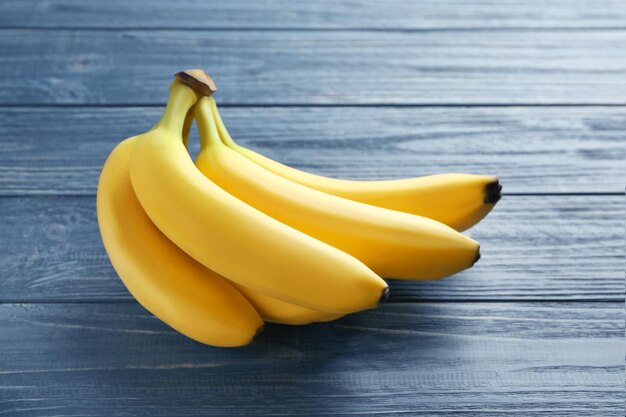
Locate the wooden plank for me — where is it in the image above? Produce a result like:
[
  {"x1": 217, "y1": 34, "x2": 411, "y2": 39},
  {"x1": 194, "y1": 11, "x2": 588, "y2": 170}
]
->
[
  {"x1": 0, "y1": 30, "x2": 624, "y2": 105},
  {"x1": 0, "y1": 106, "x2": 622, "y2": 195},
  {"x1": 1, "y1": 0, "x2": 625, "y2": 30},
  {"x1": 0, "y1": 302, "x2": 622, "y2": 416},
  {"x1": 0, "y1": 195, "x2": 621, "y2": 302}
]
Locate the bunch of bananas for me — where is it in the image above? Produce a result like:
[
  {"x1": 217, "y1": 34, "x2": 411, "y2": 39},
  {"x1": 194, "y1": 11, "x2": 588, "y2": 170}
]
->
[{"x1": 97, "y1": 70, "x2": 501, "y2": 347}]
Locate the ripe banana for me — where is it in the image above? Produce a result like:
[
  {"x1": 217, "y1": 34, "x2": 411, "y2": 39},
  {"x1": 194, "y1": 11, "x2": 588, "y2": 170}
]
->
[
  {"x1": 212, "y1": 106, "x2": 501, "y2": 232},
  {"x1": 128, "y1": 76, "x2": 388, "y2": 314},
  {"x1": 181, "y1": 72, "x2": 338, "y2": 325},
  {"x1": 97, "y1": 137, "x2": 264, "y2": 347},
  {"x1": 195, "y1": 97, "x2": 480, "y2": 281}
]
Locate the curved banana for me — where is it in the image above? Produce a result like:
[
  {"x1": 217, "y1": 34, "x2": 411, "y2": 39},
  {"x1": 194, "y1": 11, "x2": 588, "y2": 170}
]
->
[
  {"x1": 129, "y1": 77, "x2": 388, "y2": 314},
  {"x1": 180, "y1": 74, "x2": 338, "y2": 326},
  {"x1": 195, "y1": 97, "x2": 480, "y2": 281},
  {"x1": 97, "y1": 137, "x2": 263, "y2": 347},
  {"x1": 230, "y1": 281, "x2": 344, "y2": 325},
  {"x1": 213, "y1": 107, "x2": 501, "y2": 232}
]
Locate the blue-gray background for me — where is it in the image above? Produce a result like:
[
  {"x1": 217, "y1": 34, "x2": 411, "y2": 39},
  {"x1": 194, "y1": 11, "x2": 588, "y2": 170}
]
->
[{"x1": 0, "y1": 1, "x2": 624, "y2": 416}]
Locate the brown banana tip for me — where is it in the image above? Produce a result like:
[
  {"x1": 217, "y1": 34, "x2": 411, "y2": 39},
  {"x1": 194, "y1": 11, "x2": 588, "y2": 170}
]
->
[
  {"x1": 484, "y1": 179, "x2": 502, "y2": 204},
  {"x1": 175, "y1": 69, "x2": 217, "y2": 97},
  {"x1": 379, "y1": 287, "x2": 390, "y2": 305},
  {"x1": 473, "y1": 247, "x2": 481, "y2": 265},
  {"x1": 253, "y1": 323, "x2": 265, "y2": 339}
]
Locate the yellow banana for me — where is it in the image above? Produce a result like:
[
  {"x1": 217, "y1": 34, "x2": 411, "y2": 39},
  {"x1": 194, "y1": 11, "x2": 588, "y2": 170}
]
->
[
  {"x1": 180, "y1": 73, "x2": 337, "y2": 325},
  {"x1": 195, "y1": 97, "x2": 480, "y2": 281},
  {"x1": 213, "y1": 106, "x2": 501, "y2": 232},
  {"x1": 97, "y1": 137, "x2": 263, "y2": 347},
  {"x1": 129, "y1": 76, "x2": 388, "y2": 314},
  {"x1": 230, "y1": 281, "x2": 344, "y2": 325}
]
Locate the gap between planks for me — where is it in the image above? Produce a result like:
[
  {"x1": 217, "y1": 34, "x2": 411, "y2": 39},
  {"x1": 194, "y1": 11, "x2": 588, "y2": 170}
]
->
[{"x1": 1, "y1": 26, "x2": 626, "y2": 33}]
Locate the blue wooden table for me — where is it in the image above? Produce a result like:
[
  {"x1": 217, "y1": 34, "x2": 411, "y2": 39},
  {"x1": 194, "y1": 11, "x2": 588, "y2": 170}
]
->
[{"x1": 0, "y1": 2, "x2": 624, "y2": 416}]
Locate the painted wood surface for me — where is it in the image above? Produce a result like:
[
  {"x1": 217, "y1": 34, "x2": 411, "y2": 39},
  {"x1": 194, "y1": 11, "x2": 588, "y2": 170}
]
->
[
  {"x1": 0, "y1": 30, "x2": 624, "y2": 105},
  {"x1": 0, "y1": 1, "x2": 623, "y2": 416},
  {"x1": 2, "y1": 0, "x2": 625, "y2": 30},
  {"x1": 0, "y1": 106, "x2": 622, "y2": 195},
  {"x1": 0, "y1": 195, "x2": 621, "y2": 302},
  {"x1": 0, "y1": 302, "x2": 622, "y2": 416}
]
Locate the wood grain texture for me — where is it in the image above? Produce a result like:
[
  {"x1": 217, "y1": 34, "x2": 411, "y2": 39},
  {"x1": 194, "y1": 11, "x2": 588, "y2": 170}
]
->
[
  {"x1": 0, "y1": 1, "x2": 622, "y2": 415},
  {"x1": 0, "y1": 30, "x2": 624, "y2": 105},
  {"x1": 0, "y1": 302, "x2": 622, "y2": 416},
  {"x1": 0, "y1": 196, "x2": 621, "y2": 302},
  {"x1": 0, "y1": 106, "x2": 622, "y2": 195},
  {"x1": 2, "y1": 0, "x2": 625, "y2": 30}
]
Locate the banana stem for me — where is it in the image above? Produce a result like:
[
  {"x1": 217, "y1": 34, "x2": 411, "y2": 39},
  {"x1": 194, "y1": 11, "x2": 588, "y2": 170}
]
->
[
  {"x1": 195, "y1": 97, "x2": 222, "y2": 149},
  {"x1": 210, "y1": 99, "x2": 237, "y2": 147},
  {"x1": 182, "y1": 109, "x2": 194, "y2": 148},
  {"x1": 170, "y1": 69, "x2": 218, "y2": 146},
  {"x1": 156, "y1": 80, "x2": 198, "y2": 135}
]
